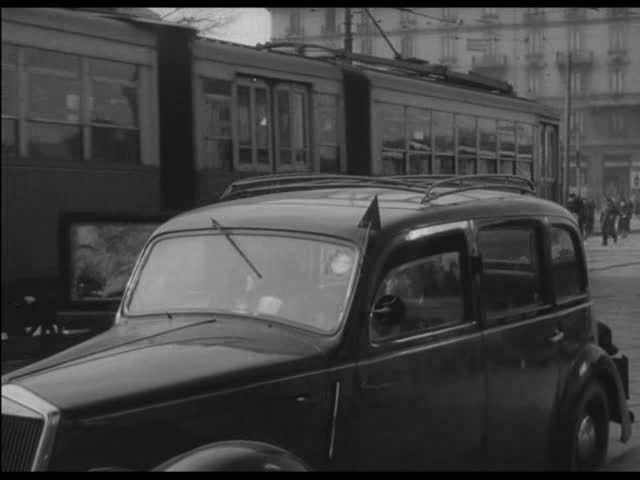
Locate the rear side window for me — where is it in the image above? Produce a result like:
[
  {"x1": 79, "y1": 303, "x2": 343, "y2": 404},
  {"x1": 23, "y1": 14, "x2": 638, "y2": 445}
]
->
[
  {"x1": 550, "y1": 226, "x2": 586, "y2": 300},
  {"x1": 478, "y1": 224, "x2": 544, "y2": 320}
]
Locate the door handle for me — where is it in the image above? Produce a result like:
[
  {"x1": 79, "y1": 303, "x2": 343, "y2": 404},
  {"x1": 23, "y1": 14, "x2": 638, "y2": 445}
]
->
[{"x1": 549, "y1": 328, "x2": 565, "y2": 344}]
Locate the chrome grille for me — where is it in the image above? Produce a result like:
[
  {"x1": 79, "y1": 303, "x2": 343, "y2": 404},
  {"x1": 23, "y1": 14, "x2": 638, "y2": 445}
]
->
[
  {"x1": 1, "y1": 385, "x2": 60, "y2": 471},
  {"x1": 1, "y1": 413, "x2": 44, "y2": 471}
]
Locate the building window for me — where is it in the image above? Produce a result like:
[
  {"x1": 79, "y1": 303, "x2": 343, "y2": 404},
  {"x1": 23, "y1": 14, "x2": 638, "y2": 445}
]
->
[
  {"x1": 569, "y1": 111, "x2": 584, "y2": 137},
  {"x1": 200, "y1": 78, "x2": 232, "y2": 170},
  {"x1": 358, "y1": 11, "x2": 375, "y2": 35},
  {"x1": 478, "y1": 118, "x2": 498, "y2": 174},
  {"x1": 442, "y1": 8, "x2": 457, "y2": 21},
  {"x1": 498, "y1": 120, "x2": 515, "y2": 174},
  {"x1": 527, "y1": 29, "x2": 543, "y2": 54},
  {"x1": 610, "y1": 24, "x2": 627, "y2": 50},
  {"x1": 401, "y1": 35, "x2": 414, "y2": 58},
  {"x1": 441, "y1": 33, "x2": 457, "y2": 62},
  {"x1": 568, "y1": 28, "x2": 584, "y2": 51},
  {"x1": 456, "y1": 115, "x2": 477, "y2": 175},
  {"x1": 527, "y1": 71, "x2": 541, "y2": 96},
  {"x1": 323, "y1": 8, "x2": 337, "y2": 34},
  {"x1": 608, "y1": 8, "x2": 630, "y2": 17},
  {"x1": 610, "y1": 68, "x2": 624, "y2": 94},
  {"x1": 610, "y1": 111, "x2": 626, "y2": 137},
  {"x1": 570, "y1": 71, "x2": 585, "y2": 95},
  {"x1": 566, "y1": 8, "x2": 586, "y2": 21},
  {"x1": 360, "y1": 37, "x2": 373, "y2": 55},
  {"x1": 2, "y1": 44, "x2": 146, "y2": 165},
  {"x1": 316, "y1": 94, "x2": 340, "y2": 172},
  {"x1": 289, "y1": 8, "x2": 303, "y2": 36},
  {"x1": 275, "y1": 84, "x2": 310, "y2": 172},
  {"x1": 2, "y1": 44, "x2": 18, "y2": 162}
]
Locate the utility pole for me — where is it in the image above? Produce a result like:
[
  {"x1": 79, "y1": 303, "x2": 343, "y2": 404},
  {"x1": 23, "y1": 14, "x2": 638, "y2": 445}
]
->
[
  {"x1": 563, "y1": 48, "x2": 572, "y2": 204},
  {"x1": 344, "y1": 8, "x2": 353, "y2": 59}
]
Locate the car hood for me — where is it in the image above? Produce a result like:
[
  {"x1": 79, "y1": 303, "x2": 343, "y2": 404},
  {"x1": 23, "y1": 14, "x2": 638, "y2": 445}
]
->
[{"x1": 2, "y1": 315, "x2": 329, "y2": 415}]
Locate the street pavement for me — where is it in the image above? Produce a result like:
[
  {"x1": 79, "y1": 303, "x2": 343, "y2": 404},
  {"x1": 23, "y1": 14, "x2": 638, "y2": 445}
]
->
[{"x1": 585, "y1": 232, "x2": 640, "y2": 471}]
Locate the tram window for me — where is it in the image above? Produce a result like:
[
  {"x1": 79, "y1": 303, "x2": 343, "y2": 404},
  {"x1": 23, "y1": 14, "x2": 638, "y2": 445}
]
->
[
  {"x1": 380, "y1": 103, "x2": 406, "y2": 174},
  {"x1": 457, "y1": 115, "x2": 477, "y2": 175},
  {"x1": 200, "y1": 78, "x2": 232, "y2": 170},
  {"x1": 516, "y1": 123, "x2": 534, "y2": 180},
  {"x1": 433, "y1": 111, "x2": 454, "y2": 174},
  {"x1": 90, "y1": 60, "x2": 140, "y2": 165},
  {"x1": 382, "y1": 151, "x2": 404, "y2": 175},
  {"x1": 275, "y1": 85, "x2": 310, "y2": 172},
  {"x1": 407, "y1": 107, "x2": 431, "y2": 173},
  {"x1": 317, "y1": 94, "x2": 340, "y2": 173},
  {"x1": 235, "y1": 80, "x2": 273, "y2": 172},
  {"x1": 498, "y1": 120, "x2": 515, "y2": 175},
  {"x1": 2, "y1": 44, "x2": 18, "y2": 161},
  {"x1": 478, "y1": 117, "x2": 498, "y2": 174}
]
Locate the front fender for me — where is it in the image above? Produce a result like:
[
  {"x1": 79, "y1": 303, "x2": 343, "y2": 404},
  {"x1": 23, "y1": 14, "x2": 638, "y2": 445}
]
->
[
  {"x1": 556, "y1": 344, "x2": 632, "y2": 443},
  {"x1": 152, "y1": 440, "x2": 311, "y2": 472}
]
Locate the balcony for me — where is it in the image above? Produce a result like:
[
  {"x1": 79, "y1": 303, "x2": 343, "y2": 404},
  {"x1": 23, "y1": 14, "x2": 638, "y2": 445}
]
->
[
  {"x1": 556, "y1": 50, "x2": 594, "y2": 68},
  {"x1": 608, "y1": 47, "x2": 630, "y2": 66},
  {"x1": 608, "y1": 8, "x2": 631, "y2": 18},
  {"x1": 525, "y1": 51, "x2": 545, "y2": 69},
  {"x1": 471, "y1": 54, "x2": 508, "y2": 71},
  {"x1": 400, "y1": 18, "x2": 417, "y2": 29},
  {"x1": 523, "y1": 10, "x2": 546, "y2": 24},
  {"x1": 481, "y1": 12, "x2": 499, "y2": 23}
]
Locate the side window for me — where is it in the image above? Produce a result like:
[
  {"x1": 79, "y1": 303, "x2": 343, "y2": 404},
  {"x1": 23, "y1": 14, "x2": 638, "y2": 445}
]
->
[
  {"x1": 478, "y1": 224, "x2": 545, "y2": 320},
  {"x1": 550, "y1": 226, "x2": 586, "y2": 300},
  {"x1": 371, "y1": 250, "x2": 465, "y2": 342}
]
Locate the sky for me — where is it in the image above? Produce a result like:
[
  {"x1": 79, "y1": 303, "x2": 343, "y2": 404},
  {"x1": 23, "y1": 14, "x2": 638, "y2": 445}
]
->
[{"x1": 150, "y1": 8, "x2": 271, "y2": 45}]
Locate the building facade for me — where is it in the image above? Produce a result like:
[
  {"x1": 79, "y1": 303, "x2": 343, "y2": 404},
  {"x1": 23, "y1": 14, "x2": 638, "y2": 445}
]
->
[{"x1": 269, "y1": 7, "x2": 640, "y2": 203}]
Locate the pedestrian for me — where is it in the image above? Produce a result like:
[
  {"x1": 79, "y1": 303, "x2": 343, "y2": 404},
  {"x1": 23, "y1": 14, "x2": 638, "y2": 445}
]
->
[
  {"x1": 624, "y1": 198, "x2": 634, "y2": 235},
  {"x1": 601, "y1": 197, "x2": 619, "y2": 246},
  {"x1": 585, "y1": 198, "x2": 596, "y2": 237},
  {"x1": 567, "y1": 193, "x2": 586, "y2": 237}
]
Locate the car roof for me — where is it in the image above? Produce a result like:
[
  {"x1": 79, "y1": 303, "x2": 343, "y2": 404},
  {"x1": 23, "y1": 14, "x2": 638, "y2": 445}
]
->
[{"x1": 153, "y1": 186, "x2": 572, "y2": 243}]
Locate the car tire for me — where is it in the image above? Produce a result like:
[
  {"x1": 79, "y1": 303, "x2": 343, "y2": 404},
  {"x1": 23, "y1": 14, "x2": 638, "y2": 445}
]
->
[{"x1": 568, "y1": 381, "x2": 609, "y2": 471}]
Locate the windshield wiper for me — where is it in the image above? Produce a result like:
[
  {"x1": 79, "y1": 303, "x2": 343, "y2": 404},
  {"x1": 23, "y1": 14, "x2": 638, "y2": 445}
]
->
[{"x1": 210, "y1": 218, "x2": 262, "y2": 279}]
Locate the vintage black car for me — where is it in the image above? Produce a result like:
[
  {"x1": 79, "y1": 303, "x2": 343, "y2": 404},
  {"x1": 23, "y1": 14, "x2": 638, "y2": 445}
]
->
[{"x1": 1, "y1": 174, "x2": 633, "y2": 471}]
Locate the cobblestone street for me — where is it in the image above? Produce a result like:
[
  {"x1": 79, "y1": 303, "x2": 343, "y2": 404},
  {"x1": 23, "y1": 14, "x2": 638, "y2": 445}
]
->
[{"x1": 585, "y1": 232, "x2": 640, "y2": 471}]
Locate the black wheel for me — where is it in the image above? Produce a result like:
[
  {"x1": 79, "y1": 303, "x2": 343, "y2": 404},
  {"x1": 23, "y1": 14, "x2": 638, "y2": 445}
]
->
[{"x1": 569, "y1": 381, "x2": 609, "y2": 471}]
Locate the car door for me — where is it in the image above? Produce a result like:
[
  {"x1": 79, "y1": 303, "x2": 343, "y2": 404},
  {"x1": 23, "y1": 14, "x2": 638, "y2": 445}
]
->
[
  {"x1": 354, "y1": 225, "x2": 486, "y2": 470},
  {"x1": 477, "y1": 218, "x2": 562, "y2": 470}
]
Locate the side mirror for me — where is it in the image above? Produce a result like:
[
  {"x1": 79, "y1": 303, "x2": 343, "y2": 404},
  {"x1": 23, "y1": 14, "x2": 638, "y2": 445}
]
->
[{"x1": 370, "y1": 295, "x2": 406, "y2": 337}]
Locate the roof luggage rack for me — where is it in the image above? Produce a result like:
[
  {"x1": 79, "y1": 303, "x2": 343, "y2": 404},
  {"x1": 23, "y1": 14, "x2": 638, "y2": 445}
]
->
[
  {"x1": 221, "y1": 173, "x2": 536, "y2": 202},
  {"x1": 258, "y1": 42, "x2": 515, "y2": 96},
  {"x1": 220, "y1": 173, "x2": 536, "y2": 203},
  {"x1": 220, "y1": 173, "x2": 429, "y2": 201}
]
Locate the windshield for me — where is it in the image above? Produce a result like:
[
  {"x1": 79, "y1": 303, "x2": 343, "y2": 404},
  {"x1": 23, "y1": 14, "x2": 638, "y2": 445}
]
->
[{"x1": 126, "y1": 233, "x2": 359, "y2": 333}]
